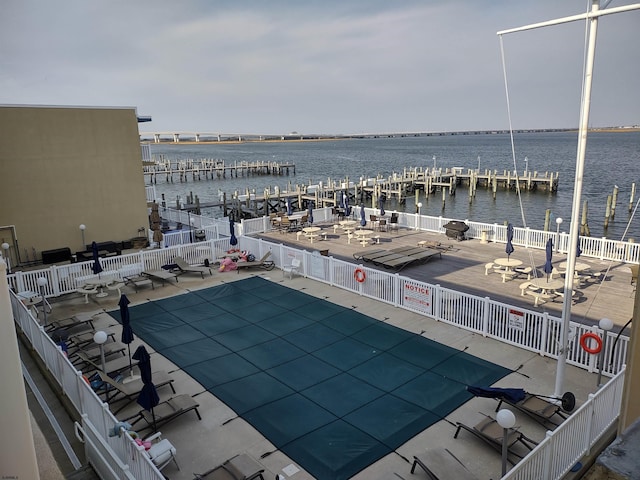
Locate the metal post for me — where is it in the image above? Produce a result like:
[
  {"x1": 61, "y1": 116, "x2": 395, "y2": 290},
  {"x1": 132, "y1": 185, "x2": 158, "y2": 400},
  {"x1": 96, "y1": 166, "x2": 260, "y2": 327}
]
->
[{"x1": 597, "y1": 318, "x2": 614, "y2": 387}]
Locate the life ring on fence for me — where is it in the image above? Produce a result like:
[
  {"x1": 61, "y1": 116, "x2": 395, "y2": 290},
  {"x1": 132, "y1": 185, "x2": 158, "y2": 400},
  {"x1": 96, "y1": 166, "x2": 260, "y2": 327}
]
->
[
  {"x1": 580, "y1": 332, "x2": 603, "y2": 354},
  {"x1": 354, "y1": 268, "x2": 366, "y2": 283}
]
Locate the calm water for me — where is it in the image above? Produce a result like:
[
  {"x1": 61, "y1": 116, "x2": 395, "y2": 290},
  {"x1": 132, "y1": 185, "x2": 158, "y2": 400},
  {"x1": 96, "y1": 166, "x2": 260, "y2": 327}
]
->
[{"x1": 148, "y1": 131, "x2": 640, "y2": 240}]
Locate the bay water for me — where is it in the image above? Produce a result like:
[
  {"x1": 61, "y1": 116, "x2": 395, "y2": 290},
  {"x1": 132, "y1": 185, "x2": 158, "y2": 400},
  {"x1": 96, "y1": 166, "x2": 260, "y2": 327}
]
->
[{"x1": 147, "y1": 131, "x2": 640, "y2": 240}]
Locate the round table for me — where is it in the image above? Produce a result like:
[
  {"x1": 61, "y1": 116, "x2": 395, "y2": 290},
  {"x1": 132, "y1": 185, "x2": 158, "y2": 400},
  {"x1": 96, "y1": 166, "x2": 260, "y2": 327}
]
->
[
  {"x1": 529, "y1": 278, "x2": 565, "y2": 294},
  {"x1": 339, "y1": 220, "x2": 357, "y2": 228},
  {"x1": 559, "y1": 261, "x2": 590, "y2": 272},
  {"x1": 302, "y1": 226, "x2": 321, "y2": 243},
  {"x1": 354, "y1": 229, "x2": 374, "y2": 246},
  {"x1": 494, "y1": 258, "x2": 523, "y2": 269}
]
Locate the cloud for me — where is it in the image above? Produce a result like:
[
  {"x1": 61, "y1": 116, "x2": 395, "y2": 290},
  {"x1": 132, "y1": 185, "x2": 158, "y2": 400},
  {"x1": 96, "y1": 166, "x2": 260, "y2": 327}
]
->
[{"x1": 1, "y1": 0, "x2": 638, "y2": 133}]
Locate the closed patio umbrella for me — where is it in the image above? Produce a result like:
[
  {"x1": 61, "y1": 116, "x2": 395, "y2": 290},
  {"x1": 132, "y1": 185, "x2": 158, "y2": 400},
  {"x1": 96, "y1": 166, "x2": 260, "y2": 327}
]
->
[
  {"x1": 360, "y1": 204, "x2": 366, "y2": 227},
  {"x1": 506, "y1": 223, "x2": 515, "y2": 259},
  {"x1": 544, "y1": 238, "x2": 554, "y2": 280},
  {"x1": 345, "y1": 194, "x2": 350, "y2": 217},
  {"x1": 286, "y1": 197, "x2": 293, "y2": 216},
  {"x1": 132, "y1": 345, "x2": 159, "y2": 432},
  {"x1": 378, "y1": 195, "x2": 386, "y2": 217},
  {"x1": 308, "y1": 202, "x2": 314, "y2": 224},
  {"x1": 576, "y1": 237, "x2": 582, "y2": 258},
  {"x1": 91, "y1": 241, "x2": 103, "y2": 276},
  {"x1": 119, "y1": 294, "x2": 135, "y2": 377},
  {"x1": 229, "y1": 218, "x2": 238, "y2": 246}
]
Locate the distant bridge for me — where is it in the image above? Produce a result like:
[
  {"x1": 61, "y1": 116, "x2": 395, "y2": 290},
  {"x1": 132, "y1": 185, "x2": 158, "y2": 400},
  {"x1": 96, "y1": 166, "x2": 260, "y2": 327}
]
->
[{"x1": 139, "y1": 128, "x2": 574, "y2": 143}]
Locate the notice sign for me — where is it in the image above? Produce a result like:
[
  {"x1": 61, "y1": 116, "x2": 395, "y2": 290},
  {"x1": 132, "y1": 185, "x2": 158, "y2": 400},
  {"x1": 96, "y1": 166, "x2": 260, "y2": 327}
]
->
[
  {"x1": 403, "y1": 282, "x2": 432, "y2": 315},
  {"x1": 508, "y1": 309, "x2": 525, "y2": 331}
]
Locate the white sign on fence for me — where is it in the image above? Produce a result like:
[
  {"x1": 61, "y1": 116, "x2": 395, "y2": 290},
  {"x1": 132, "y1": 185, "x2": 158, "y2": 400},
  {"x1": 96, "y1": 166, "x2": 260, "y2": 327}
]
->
[
  {"x1": 508, "y1": 309, "x2": 525, "y2": 331},
  {"x1": 403, "y1": 282, "x2": 433, "y2": 315}
]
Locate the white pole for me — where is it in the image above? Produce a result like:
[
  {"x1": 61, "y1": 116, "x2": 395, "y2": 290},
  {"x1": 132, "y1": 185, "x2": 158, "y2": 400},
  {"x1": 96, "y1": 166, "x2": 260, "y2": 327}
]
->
[
  {"x1": 0, "y1": 259, "x2": 40, "y2": 478},
  {"x1": 556, "y1": 0, "x2": 600, "y2": 398}
]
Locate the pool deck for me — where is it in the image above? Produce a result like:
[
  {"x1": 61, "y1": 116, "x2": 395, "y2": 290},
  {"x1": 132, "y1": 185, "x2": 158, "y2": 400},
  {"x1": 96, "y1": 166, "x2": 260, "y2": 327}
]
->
[{"x1": 25, "y1": 222, "x2": 633, "y2": 479}]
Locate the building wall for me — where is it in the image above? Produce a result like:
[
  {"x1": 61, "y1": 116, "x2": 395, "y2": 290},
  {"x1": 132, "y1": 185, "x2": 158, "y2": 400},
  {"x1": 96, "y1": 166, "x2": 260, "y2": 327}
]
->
[{"x1": 0, "y1": 105, "x2": 149, "y2": 266}]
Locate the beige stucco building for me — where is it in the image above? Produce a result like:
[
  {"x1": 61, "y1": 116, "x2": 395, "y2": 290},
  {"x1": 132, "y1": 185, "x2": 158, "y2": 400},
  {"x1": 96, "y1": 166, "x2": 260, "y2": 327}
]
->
[{"x1": 0, "y1": 105, "x2": 149, "y2": 268}]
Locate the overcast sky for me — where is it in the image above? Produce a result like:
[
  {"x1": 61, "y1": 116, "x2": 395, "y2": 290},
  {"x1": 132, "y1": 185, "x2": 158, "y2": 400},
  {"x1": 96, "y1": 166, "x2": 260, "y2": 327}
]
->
[{"x1": 2, "y1": 1, "x2": 638, "y2": 134}]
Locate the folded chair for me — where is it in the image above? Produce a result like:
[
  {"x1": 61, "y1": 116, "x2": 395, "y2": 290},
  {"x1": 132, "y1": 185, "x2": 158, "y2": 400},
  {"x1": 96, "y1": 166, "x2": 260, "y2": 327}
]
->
[
  {"x1": 96, "y1": 370, "x2": 176, "y2": 414},
  {"x1": 235, "y1": 251, "x2": 275, "y2": 273},
  {"x1": 411, "y1": 447, "x2": 478, "y2": 480},
  {"x1": 174, "y1": 256, "x2": 212, "y2": 278},
  {"x1": 194, "y1": 453, "x2": 265, "y2": 480},
  {"x1": 453, "y1": 414, "x2": 537, "y2": 464},
  {"x1": 129, "y1": 394, "x2": 201, "y2": 432}
]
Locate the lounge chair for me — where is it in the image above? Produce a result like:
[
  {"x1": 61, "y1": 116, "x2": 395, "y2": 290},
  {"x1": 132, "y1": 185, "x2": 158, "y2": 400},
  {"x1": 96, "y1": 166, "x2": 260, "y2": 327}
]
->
[
  {"x1": 173, "y1": 256, "x2": 212, "y2": 278},
  {"x1": 453, "y1": 414, "x2": 537, "y2": 464},
  {"x1": 123, "y1": 274, "x2": 155, "y2": 292},
  {"x1": 194, "y1": 453, "x2": 265, "y2": 480},
  {"x1": 411, "y1": 447, "x2": 478, "y2": 480},
  {"x1": 235, "y1": 251, "x2": 275, "y2": 273},
  {"x1": 496, "y1": 394, "x2": 571, "y2": 428},
  {"x1": 96, "y1": 370, "x2": 176, "y2": 414},
  {"x1": 45, "y1": 310, "x2": 101, "y2": 332},
  {"x1": 468, "y1": 385, "x2": 575, "y2": 429},
  {"x1": 142, "y1": 269, "x2": 179, "y2": 285},
  {"x1": 128, "y1": 394, "x2": 201, "y2": 432},
  {"x1": 76, "y1": 350, "x2": 138, "y2": 377}
]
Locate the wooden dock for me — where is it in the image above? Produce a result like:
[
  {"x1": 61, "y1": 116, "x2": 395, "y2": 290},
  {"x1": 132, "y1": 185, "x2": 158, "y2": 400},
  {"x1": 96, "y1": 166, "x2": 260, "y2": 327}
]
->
[
  {"x1": 143, "y1": 157, "x2": 296, "y2": 183},
  {"x1": 162, "y1": 166, "x2": 559, "y2": 220}
]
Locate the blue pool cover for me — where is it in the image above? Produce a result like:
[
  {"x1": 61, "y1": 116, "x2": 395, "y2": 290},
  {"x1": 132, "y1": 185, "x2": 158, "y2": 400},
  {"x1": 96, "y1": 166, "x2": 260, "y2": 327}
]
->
[{"x1": 109, "y1": 277, "x2": 510, "y2": 479}]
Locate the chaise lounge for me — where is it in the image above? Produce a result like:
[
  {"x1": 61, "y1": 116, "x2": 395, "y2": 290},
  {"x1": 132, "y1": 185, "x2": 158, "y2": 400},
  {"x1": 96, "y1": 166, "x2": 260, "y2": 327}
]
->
[
  {"x1": 235, "y1": 251, "x2": 275, "y2": 273},
  {"x1": 128, "y1": 394, "x2": 202, "y2": 432},
  {"x1": 173, "y1": 256, "x2": 212, "y2": 278},
  {"x1": 411, "y1": 447, "x2": 478, "y2": 480},
  {"x1": 194, "y1": 453, "x2": 265, "y2": 480},
  {"x1": 453, "y1": 414, "x2": 537, "y2": 464}
]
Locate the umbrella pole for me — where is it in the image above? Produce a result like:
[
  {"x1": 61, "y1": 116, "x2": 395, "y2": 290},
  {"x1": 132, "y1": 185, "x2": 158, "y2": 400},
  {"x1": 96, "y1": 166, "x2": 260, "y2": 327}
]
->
[
  {"x1": 152, "y1": 407, "x2": 156, "y2": 433},
  {"x1": 127, "y1": 344, "x2": 133, "y2": 377}
]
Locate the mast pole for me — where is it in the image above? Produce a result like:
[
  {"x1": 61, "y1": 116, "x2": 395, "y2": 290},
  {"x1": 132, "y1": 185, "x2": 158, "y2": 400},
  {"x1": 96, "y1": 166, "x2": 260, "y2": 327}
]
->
[{"x1": 555, "y1": 0, "x2": 600, "y2": 398}]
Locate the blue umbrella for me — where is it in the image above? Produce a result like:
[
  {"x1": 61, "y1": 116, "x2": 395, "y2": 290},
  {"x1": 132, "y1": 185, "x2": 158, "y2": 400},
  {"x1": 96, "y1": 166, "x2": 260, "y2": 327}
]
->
[
  {"x1": 229, "y1": 218, "x2": 238, "y2": 246},
  {"x1": 378, "y1": 196, "x2": 386, "y2": 217},
  {"x1": 544, "y1": 238, "x2": 554, "y2": 280},
  {"x1": 339, "y1": 191, "x2": 346, "y2": 210},
  {"x1": 360, "y1": 204, "x2": 366, "y2": 227},
  {"x1": 506, "y1": 223, "x2": 515, "y2": 259},
  {"x1": 308, "y1": 202, "x2": 314, "y2": 224},
  {"x1": 132, "y1": 345, "x2": 159, "y2": 432},
  {"x1": 91, "y1": 241, "x2": 103, "y2": 275},
  {"x1": 119, "y1": 294, "x2": 135, "y2": 376},
  {"x1": 576, "y1": 237, "x2": 582, "y2": 257},
  {"x1": 345, "y1": 194, "x2": 351, "y2": 217},
  {"x1": 286, "y1": 196, "x2": 293, "y2": 216}
]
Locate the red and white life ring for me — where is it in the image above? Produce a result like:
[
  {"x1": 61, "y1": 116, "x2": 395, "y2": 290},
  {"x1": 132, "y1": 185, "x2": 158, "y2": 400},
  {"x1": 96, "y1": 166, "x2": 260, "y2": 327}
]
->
[
  {"x1": 579, "y1": 332, "x2": 603, "y2": 354},
  {"x1": 354, "y1": 268, "x2": 366, "y2": 283}
]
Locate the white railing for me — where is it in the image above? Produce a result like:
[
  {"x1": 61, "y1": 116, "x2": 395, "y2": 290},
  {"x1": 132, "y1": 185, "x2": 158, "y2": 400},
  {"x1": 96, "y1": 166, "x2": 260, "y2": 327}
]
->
[
  {"x1": 233, "y1": 206, "x2": 640, "y2": 264},
  {"x1": 11, "y1": 295, "x2": 164, "y2": 480},
  {"x1": 502, "y1": 367, "x2": 625, "y2": 480}
]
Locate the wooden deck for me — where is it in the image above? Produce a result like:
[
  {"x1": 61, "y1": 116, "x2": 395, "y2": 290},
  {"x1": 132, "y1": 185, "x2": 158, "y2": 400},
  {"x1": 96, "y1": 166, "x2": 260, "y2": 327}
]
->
[{"x1": 255, "y1": 220, "x2": 634, "y2": 331}]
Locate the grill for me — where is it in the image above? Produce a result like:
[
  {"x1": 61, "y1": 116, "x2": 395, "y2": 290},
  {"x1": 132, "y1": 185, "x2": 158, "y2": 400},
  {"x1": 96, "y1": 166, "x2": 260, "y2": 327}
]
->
[{"x1": 443, "y1": 221, "x2": 469, "y2": 241}]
